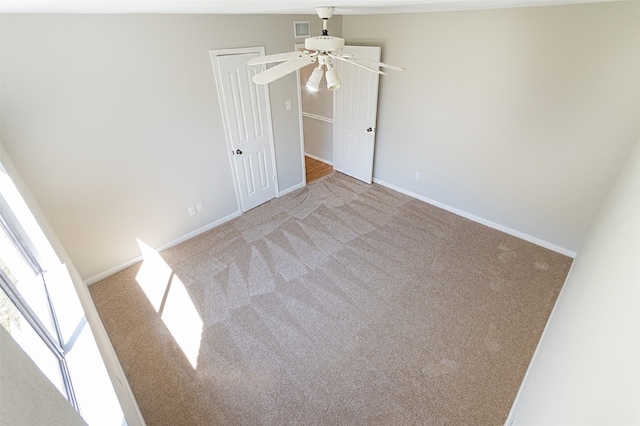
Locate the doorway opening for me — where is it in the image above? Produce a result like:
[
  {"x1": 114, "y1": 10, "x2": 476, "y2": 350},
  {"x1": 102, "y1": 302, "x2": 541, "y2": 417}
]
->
[
  {"x1": 296, "y1": 44, "x2": 381, "y2": 185},
  {"x1": 296, "y1": 43, "x2": 335, "y2": 184}
]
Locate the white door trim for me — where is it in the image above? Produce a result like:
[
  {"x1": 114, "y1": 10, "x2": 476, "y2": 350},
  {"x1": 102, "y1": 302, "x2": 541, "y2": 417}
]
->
[
  {"x1": 295, "y1": 42, "x2": 307, "y2": 187},
  {"x1": 210, "y1": 46, "x2": 279, "y2": 211}
]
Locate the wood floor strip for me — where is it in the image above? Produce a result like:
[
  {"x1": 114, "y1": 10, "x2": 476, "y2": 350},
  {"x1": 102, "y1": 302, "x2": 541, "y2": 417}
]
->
[{"x1": 305, "y1": 156, "x2": 333, "y2": 183}]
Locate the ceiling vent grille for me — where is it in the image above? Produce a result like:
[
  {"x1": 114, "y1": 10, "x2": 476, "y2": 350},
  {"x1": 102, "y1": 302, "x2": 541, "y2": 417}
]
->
[{"x1": 293, "y1": 21, "x2": 311, "y2": 38}]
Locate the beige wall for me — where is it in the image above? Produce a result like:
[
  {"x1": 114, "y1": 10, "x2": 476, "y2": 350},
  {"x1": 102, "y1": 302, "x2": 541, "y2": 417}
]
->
[
  {"x1": 343, "y1": 1, "x2": 639, "y2": 253},
  {"x1": 1, "y1": 13, "x2": 324, "y2": 280},
  {"x1": 1, "y1": 3, "x2": 638, "y2": 284}
]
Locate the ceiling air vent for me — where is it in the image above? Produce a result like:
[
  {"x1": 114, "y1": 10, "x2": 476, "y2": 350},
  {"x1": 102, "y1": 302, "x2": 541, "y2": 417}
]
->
[{"x1": 293, "y1": 21, "x2": 311, "y2": 38}]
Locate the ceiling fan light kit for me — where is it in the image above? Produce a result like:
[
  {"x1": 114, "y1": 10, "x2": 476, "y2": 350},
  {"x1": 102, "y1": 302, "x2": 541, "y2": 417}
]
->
[
  {"x1": 306, "y1": 66, "x2": 324, "y2": 91},
  {"x1": 325, "y1": 66, "x2": 341, "y2": 91},
  {"x1": 247, "y1": 6, "x2": 404, "y2": 91}
]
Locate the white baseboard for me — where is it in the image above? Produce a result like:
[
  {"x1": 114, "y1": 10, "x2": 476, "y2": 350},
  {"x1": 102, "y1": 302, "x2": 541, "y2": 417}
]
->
[
  {"x1": 85, "y1": 178, "x2": 309, "y2": 286},
  {"x1": 373, "y1": 178, "x2": 577, "y2": 258},
  {"x1": 504, "y1": 257, "x2": 579, "y2": 424},
  {"x1": 85, "y1": 210, "x2": 242, "y2": 285},
  {"x1": 85, "y1": 257, "x2": 143, "y2": 286},
  {"x1": 87, "y1": 179, "x2": 576, "y2": 285},
  {"x1": 304, "y1": 152, "x2": 333, "y2": 166},
  {"x1": 278, "y1": 182, "x2": 305, "y2": 197}
]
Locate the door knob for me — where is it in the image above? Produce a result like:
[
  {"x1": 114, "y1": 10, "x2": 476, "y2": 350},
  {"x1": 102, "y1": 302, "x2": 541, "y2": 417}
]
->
[
  {"x1": 366, "y1": 127, "x2": 374, "y2": 133},
  {"x1": 235, "y1": 149, "x2": 243, "y2": 155}
]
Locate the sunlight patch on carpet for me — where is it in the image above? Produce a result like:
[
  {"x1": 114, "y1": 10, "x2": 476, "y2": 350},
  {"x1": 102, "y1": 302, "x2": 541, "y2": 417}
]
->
[{"x1": 136, "y1": 239, "x2": 203, "y2": 368}]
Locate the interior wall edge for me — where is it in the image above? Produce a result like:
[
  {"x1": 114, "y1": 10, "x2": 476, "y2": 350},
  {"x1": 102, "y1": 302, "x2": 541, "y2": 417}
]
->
[
  {"x1": 1, "y1": 13, "x2": 312, "y2": 280},
  {"x1": 344, "y1": 2, "x2": 638, "y2": 259},
  {"x1": 278, "y1": 181, "x2": 306, "y2": 198},
  {"x1": 503, "y1": 255, "x2": 579, "y2": 423},
  {"x1": 373, "y1": 177, "x2": 577, "y2": 258},
  {"x1": 304, "y1": 153, "x2": 333, "y2": 166},
  {"x1": 505, "y1": 136, "x2": 640, "y2": 424},
  {"x1": 85, "y1": 209, "x2": 242, "y2": 285}
]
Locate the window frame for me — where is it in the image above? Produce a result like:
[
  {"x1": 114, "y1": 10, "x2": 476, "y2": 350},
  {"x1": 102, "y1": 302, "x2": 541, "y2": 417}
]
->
[{"x1": 0, "y1": 210, "x2": 79, "y2": 412}]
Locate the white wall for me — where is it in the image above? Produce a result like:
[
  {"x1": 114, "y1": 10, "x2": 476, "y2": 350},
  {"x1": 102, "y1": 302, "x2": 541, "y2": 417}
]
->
[
  {"x1": 508, "y1": 136, "x2": 639, "y2": 425},
  {"x1": 302, "y1": 116, "x2": 333, "y2": 162},
  {"x1": 0, "y1": 326, "x2": 87, "y2": 426},
  {"x1": 343, "y1": 1, "x2": 639, "y2": 253},
  {"x1": 1, "y1": 13, "x2": 318, "y2": 281}
]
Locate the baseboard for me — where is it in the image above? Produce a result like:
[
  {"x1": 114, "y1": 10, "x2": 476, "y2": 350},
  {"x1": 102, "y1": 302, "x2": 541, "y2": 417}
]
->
[
  {"x1": 85, "y1": 257, "x2": 143, "y2": 286},
  {"x1": 84, "y1": 209, "x2": 242, "y2": 285},
  {"x1": 504, "y1": 257, "x2": 579, "y2": 424},
  {"x1": 86, "y1": 179, "x2": 576, "y2": 285},
  {"x1": 278, "y1": 182, "x2": 305, "y2": 197},
  {"x1": 373, "y1": 178, "x2": 577, "y2": 258},
  {"x1": 304, "y1": 152, "x2": 333, "y2": 166},
  {"x1": 86, "y1": 180, "x2": 310, "y2": 285}
]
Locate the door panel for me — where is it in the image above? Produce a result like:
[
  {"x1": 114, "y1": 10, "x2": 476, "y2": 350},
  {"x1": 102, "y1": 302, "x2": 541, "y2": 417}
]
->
[
  {"x1": 214, "y1": 51, "x2": 276, "y2": 212},
  {"x1": 334, "y1": 46, "x2": 381, "y2": 184}
]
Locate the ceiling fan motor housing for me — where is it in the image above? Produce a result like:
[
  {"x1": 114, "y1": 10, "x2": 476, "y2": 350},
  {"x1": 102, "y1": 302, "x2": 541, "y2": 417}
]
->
[
  {"x1": 305, "y1": 35, "x2": 345, "y2": 52},
  {"x1": 248, "y1": 5, "x2": 403, "y2": 87},
  {"x1": 315, "y1": 7, "x2": 335, "y2": 19}
]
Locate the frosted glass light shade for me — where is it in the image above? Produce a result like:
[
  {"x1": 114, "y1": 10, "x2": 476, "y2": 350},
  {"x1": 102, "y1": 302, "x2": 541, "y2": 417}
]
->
[
  {"x1": 306, "y1": 67, "x2": 323, "y2": 92},
  {"x1": 325, "y1": 68, "x2": 340, "y2": 91}
]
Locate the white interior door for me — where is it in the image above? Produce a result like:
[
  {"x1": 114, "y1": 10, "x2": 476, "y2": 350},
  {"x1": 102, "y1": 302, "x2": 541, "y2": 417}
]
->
[
  {"x1": 333, "y1": 46, "x2": 381, "y2": 184},
  {"x1": 212, "y1": 48, "x2": 277, "y2": 212}
]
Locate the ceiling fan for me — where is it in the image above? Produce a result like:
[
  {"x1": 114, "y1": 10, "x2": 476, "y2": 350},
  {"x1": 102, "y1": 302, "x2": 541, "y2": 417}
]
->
[{"x1": 247, "y1": 6, "x2": 404, "y2": 91}]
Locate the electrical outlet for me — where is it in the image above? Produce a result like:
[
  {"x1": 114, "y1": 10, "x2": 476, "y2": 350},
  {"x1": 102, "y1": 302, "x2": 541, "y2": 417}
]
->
[
  {"x1": 196, "y1": 202, "x2": 204, "y2": 212},
  {"x1": 414, "y1": 172, "x2": 421, "y2": 180},
  {"x1": 188, "y1": 206, "x2": 196, "y2": 216}
]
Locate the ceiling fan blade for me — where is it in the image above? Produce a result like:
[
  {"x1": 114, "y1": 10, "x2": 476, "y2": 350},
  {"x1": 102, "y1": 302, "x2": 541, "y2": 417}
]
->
[
  {"x1": 248, "y1": 51, "x2": 303, "y2": 66},
  {"x1": 329, "y1": 53, "x2": 388, "y2": 76},
  {"x1": 252, "y1": 55, "x2": 316, "y2": 85},
  {"x1": 332, "y1": 54, "x2": 405, "y2": 72}
]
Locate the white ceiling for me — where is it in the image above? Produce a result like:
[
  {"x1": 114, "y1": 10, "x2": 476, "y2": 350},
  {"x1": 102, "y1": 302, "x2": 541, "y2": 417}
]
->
[{"x1": 0, "y1": 0, "x2": 620, "y2": 14}]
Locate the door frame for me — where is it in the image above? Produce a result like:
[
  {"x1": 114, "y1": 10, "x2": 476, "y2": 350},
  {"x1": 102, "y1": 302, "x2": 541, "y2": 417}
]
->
[
  {"x1": 296, "y1": 45, "x2": 381, "y2": 185},
  {"x1": 295, "y1": 43, "x2": 307, "y2": 187},
  {"x1": 210, "y1": 46, "x2": 279, "y2": 212},
  {"x1": 296, "y1": 42, "x2": 337, "y2": 185}
]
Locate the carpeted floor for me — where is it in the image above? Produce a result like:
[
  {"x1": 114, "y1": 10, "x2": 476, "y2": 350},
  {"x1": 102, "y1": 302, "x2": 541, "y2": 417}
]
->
[{"x1": 90, "y1": 172, "x2": 572, "y2": 425}]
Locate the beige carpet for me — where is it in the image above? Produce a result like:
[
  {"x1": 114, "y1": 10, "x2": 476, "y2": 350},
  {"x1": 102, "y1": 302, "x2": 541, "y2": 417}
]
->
[{"x1": 90, "y1": 172, "x2": 572, "y2": 425}]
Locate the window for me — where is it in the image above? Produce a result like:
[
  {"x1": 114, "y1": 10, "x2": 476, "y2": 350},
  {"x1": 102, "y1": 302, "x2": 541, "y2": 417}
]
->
[
  {"x1": 0, "y1": 162, "x2": 124, "y2": 425},
  {"x1": 1, "y1": 215, "x2": 80, "y2": 406}
]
